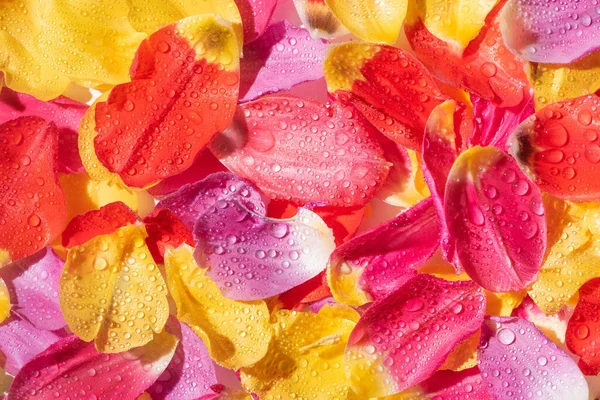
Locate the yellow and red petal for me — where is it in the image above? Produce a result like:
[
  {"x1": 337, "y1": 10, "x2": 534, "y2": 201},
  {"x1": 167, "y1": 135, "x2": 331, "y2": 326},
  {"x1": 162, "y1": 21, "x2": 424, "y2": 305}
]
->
[{"x1": 143, "y1": 208, "x2": 194, "y2": 264}]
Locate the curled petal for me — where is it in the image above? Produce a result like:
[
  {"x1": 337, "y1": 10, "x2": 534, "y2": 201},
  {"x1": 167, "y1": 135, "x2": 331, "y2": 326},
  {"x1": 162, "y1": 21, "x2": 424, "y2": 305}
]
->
[
  {"x1": 345, "y1": 275, "x2": 485, "y2": 397},
  {"x1": 143, "y1": 209, "x2": 194, "y2": 264},
  {"x1": 328, "y1": 198, "x2": 439, "y2": 306},
  {"x1": 479, "y1": 316, "x2": 588, "y2": 400},
  {"x1": 94, "y1": 16, "x2": 240, "y2": 188},
  {"x1": 292, "y1": 0, "x2": 348, "y2": 39},
  {"x1": 59, "y1": 225, "x2": 169, "y2": 353},
  {"x1": 445, "y1": 146, "x2": 546, "y2": 292},
  {"x1": 500, "y1": 0, "x2": 600, "y2": 64},
  {"x1": 239, "y1": 21, "x2": 328, "y2": 102},
  {"x1": 0, "y1": 117, "x2": 66, "y2": 266},
  {"x1": 212, "y1": 96, "x2": 390, "y2": 208}
]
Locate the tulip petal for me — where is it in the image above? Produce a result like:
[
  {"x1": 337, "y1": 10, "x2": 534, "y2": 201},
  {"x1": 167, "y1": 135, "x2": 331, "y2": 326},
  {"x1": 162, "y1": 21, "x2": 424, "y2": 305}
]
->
[
  {"x1": 59, "y1": 224, "x2": 169, "y2": 353},
  {"x1": 345, "y1": 275, "x2": 486, "y2": 397},
  {"x1": 403, "y1": 367, "x2": 493, "y2": 399},
  {"x1": 500, "y1": 0, "x2": 600, "y2": 64},
  {"x1": 235, "y1": 0, "x2": 277, "y2": 43},
  {"x1": 325, "y1": 43, "x2": 447, "y2": 151},
  {"x1": 328, "y1": 198, "x2": 439, "y2": 306},
  {"x1": 143, "y1": 209, "x2": 195, "y2": 264},
  {"x1": 566, "y1": 278, "x2": 600, "y2": 372},
  {"x1": 239, "y1": 21, "x2": 328, "y2": 102},
  {"x1": 94, "y1": 15, "x2": 240, "y2": 188},
  {"x1": 0, "y1": 248, "x2": 65, "y2": 330},
  {"x1": 8, "y1": 331, "x2": 178, "y2": 400},
  {"x1": 479, "y1": 316, "x2": 588, "y2": 400},
  {"x1": 0, "y1": 117, "x2": 66, "y2": 266},
  {"x1": 164, "y1": 244, "x2": 272, "y2": 370},
  {"x1": 509, "y1": 94, "x2": 600, "y2": 201},
  {"x1": 292, "y1": 0, "x2": 348, "y2": 39},
  {"x1": 445, "y1": 146, "x2": 546, "y2": 292},
  {"x1": 212, "y1": 95, "x2": 390, "y2": 208}
]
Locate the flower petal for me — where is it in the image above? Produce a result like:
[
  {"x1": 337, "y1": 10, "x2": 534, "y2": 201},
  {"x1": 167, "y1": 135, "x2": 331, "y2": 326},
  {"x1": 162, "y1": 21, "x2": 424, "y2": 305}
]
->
[
  {"x1": 445, "y1": 146, "x2": 546, "y2": 292},
  {"x1": 509, "y1": 94, "x2": 600, "y2": 201},
  {"x1": 94, "y1": 15, "x2": 240, "y2": 188},
  {"x1": 59, "y1": 224, "x2": 169, "y2": 353},
  {"x1": 8, "y1": 331, "x2": 178, "y2": 400},
  {"x1": 404, "y1": 367, "x2": 493, "y2": 399},
  {"x1": 0, "y1": 248, "x2": 65, "y2": 330},
  {"x1": 479, "y1": 316, "x2": 588, "y2": 400},
  {"x1": 324, "y1": 0, "x2": 407, "y2": 43},
  {"x1": 164, "y1": 244, "x2": 272, "y2": 370},
  {"x1": 239, "y1": 21, "x2": 327, "y2": 102},
  {"x1": 212, "y1": 95, "x2": 390, "y2": 208},
  {"x1": 566, "y1": 278, "x2": 600, "y2": 372},
  {"x1": 324, "y1": 43, "x2": 447, "y2": 151},
  {"x1": 328, "y1": 198, "x2": 439, "y2": 306},
  {"x1": 345, "y1": 275, "x2": 486, "y2": 397},
  {"x1": 292, "y1": 0, "x2": 349, "y2": 39},
  {"x1": 500, "y1": 0, "x2": 600, "y2": 64},
  {"x1": 143, "y1": 209, "x2": 194, "y2": 264},
  {"x1": 0, "y1": 87, "x2": 88, "y2": 173},
  {"x1": 0, "y1": 117, "x2": 66, "y2": 266},
  {"x1": 0, "y1": 277, "x2": 9, "y2": 324},
  {"x1": 235, "y1": 0, "x2": 277, "y2": 43}
]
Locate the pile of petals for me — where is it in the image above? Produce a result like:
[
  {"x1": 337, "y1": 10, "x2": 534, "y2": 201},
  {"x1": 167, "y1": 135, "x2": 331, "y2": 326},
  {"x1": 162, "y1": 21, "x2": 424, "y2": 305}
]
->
[{"x1": 2, "y1": 0, "x2": 600, "y2": 398}]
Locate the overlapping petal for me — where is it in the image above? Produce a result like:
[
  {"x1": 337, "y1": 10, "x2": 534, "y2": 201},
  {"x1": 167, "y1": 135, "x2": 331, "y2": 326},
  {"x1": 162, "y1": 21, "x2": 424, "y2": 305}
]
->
[
  {"x1": 59, "y1": 224, "x2": 169, "y2": 353},
  {"x1": 235, "y1": 0, "x2": 277, "y2": 43},
  {"x1": 143, "y1": 208, "x2": 195, "y2": 264},
  {"x1": 479, "y1": 316, "x2": 588, "y2": 400},
  {"x1": 401, "y1": 367, "x2": 493, "y2": 399},
  {"x1": 444, "y1": 146, "x2": 546, "y2": 292},
  {"x1": 292, "y1": 0, "x2": 348, "y2": 39},
  {"x1": 345, "y1": 275, "x2": 485, "y2": 397},
  {"x1": 94, "y1": 15, "x2": 240, "y2": 188},
  {"x1": 212, "y1": 95, "x2": 390, "y2": 208}
]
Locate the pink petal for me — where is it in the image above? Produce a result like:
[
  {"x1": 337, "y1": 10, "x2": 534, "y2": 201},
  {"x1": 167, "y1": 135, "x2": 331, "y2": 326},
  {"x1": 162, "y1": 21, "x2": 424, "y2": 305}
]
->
[
  {"x1": 479, "y1": 316, "x2": 588, "y2": 399},
  {"x1": 345, "y1": 275, "x2": 486, "y2": 397},
  {"x1": 501, "y1": 0, "x2": 600, "y2": 64},
  {"x1": 8, "y1": 333, "x2": 177, "y2": 400},
  {"x1": 418, "y1": 367, "x2": 493, "y2": 400},
  {"x1": 0, "y1": 87, "x2": 87, "y2": 173},
  {"x1": 0, "y1": 248, "x2": 66, "y2": 331},
  {"x1": 239, "y1": 21, "x2": 328, "y2": 102},
  {"x1": 236, "y1": 0, "x2": 277, "y2": 43},
  {"x1": 444, "y1": 146, "x2": 546, "y2": 292},
  {"x1": 148, "y1": 319, "x2": 217, "y2": 399},
  {"x1": 0, "y1": 315, "x2": 66, "y2": 376},
  {"x1": 329, "y1": 198, "x2": 439, "y2": 305}
]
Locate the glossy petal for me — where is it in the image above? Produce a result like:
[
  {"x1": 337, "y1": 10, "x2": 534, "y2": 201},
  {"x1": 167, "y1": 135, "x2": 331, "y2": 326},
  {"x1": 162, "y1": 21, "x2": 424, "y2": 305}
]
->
[
  {"x1": 403, "y1": 367, "x2": 493, "y2": 399},
  {"x1": 479, "y1": 316, "x2": 588, "y2": 400},
  {"x1": 325, "y1": 43, "x2": 447, "y2": 151},
  {"x1": 0, "y1": 315, "x2": 66, "y2": 376},
  {"x1": 0, "y1": 248, "x2": 65, "y2": 330},
  {"x1": 345, "y1": 275, "x2": 486, "y2": 397},
  {"x1": 143, "y1": 209, "x2": 195, "y2": 264},
  {"x1": 59, "y1": 225, "x2": 169, "y2": 353},
  {"x1": 567, "y1": 278, "x2": 600, "y2": 371},
  {"x1": 445, "y1": 146, "x2": 546, "y2": 292},
  {"x1": 500, "y1": 0, "x2": 600, "y2": 64},
  {"x1": 164, "y1": 245, "x2": 272, "y2": 370},
  {"x1": 94, "y1": 16, "x2": 240, "y2": 188},
  {"x1": 239, "y1": 21, "x2": 327, "y2": 102},
  {"x1": 292, "y1": 0, "x2": 348, "y2": 39},
  {"x1": 324, "y1": 0, "x2": 407, "y2": 43},
  {"x1": 0, "y1": 88, "x2": 88, "y2": 173},
  {"x1": 62, "y1": 202, "x2": 138, "y2": 248},
  {"x1": 328, "y1": 198, "x2": 439, "y2": 306},
  {"x1": 510, "y1": 94, "x2": 600, "y2": 201},
  {"x1": 0, "y1": 0, "x2": 145, "y2": 100},
  {"x1": 212, "y1": 95, "x2": 390, "y2": 208},
  {"x1": 0, "y1": 117, "x2": 66, "y2": 266},
  {"x1": 235, "y1": 0, "x2": 277, "y2": 43},
  {"x1": 240, "y1": 305, "x2": 359, "y2": 399},
  {"x1": 8, "y1": 331, "x2": 178, "y2": 400}
]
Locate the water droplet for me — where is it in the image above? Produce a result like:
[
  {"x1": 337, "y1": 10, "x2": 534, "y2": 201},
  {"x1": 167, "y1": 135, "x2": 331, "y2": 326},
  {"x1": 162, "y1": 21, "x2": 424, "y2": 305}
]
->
[
  {"x1": 27, "y1": 214, "x2": 41, "y2": 227},
  {"x1": 575, "y1": 324, "x2": 590, "y2": 340},
  {"x1": 537, "y1": 355, "x2": 548, "y2": 366},
  {"x1": 269, "y1": 223, "x2": 288, "y2": 239},
  {"x1": 497, "y1": 328, "x2": 516, "y2": 345},
  {"x1": 404, "y1": 298, "x2": 424, "y2": 312}
]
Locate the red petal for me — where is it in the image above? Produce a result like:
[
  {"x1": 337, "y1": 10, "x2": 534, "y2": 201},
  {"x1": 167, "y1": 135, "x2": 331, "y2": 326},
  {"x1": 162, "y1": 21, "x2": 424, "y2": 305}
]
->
[
  {"x1": 313, "y1": 205, "x2": 365, "y2": 245},
  {"x1": 212, "y1": 95, "x2": 390, "y2": 208},
  {"x1": 567, "y1": 278, "x2": 600, "y2": 372},
  {"x1": 0, "y1": 117, "x2": 66, "y2": 265},
  {"x1": 418, "y1": 367, "x2": 493, "y2": 400},
  {"x1": 61, "y1": 202, "x2": 138, "y2": 248},
  {"x1": 235, "y1": 0, "x2": 277, "y2": 43},
  {"x1": 143, "y1": 208, "x2": 194, "y2": 264},
  {"x1": 445, "y1": 146, "x2": 546, "y2": 292},
  {"x1": 94, "y1": 17, "x2": 240, "y2": 187}
]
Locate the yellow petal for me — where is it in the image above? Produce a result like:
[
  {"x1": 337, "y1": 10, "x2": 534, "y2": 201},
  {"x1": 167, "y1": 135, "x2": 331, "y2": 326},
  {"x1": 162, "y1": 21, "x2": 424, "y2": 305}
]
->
[
  {"x1": 164, "y1": 244, "x2": 272, "y2": 370},
  {"x1": 377, "y1": 149, "x2": 430, "y2": 208},
  {"x1": 324, "y1": 0, "x2": 408, "y2": 44},
  {"x1": 0, "y1": 278, "x2": 10, "y2": 324},
  {"x1": 0, "y1": 0, "x2": 146, "y2": 100},
  {"x1": 530, "y1": 51, "x2": 600, "y2": 110},
  {"x1": 440, "y1": 330, "x2": 480, "y2": 371},
  {"x1": 60, "y1": 224, "x2": 169, "y2": 353},
  {"x1": 240, "y1": 304, "x2": 359, "y2": 400},
  {"x1": 485, "y1": 290, "x2": 526, "y2": 316}
]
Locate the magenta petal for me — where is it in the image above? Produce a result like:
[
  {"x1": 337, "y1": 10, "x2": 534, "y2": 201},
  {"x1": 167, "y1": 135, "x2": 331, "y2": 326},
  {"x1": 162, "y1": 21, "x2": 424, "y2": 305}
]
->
[
  {"x1": 501, "y1": 0, "x2": 600, "y2": 64},
  {"x1": 239, "y1": 21, "x2": 328, "y2": 102},
  {"x1": 418, "y1": 367, "x2": 493, "y2": 400},
  {"x1": 0, "y1": 315, "x2": 66, "y2": 376},
  {"x1": 236, "y1": 0, "x2": 277, "y2": 43},
  {"x1": 479, "y1": 316, "x2": 588, "y2": 400},
  {"x1": 0, "y1": 88, "x2": 87, "y2": 173},
  {"x1": 148, "y1": 320, "x2": 217, "y2": 399},
  {"x1": 0, "y1": 248, "x2": 66, "y2": 331}
]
